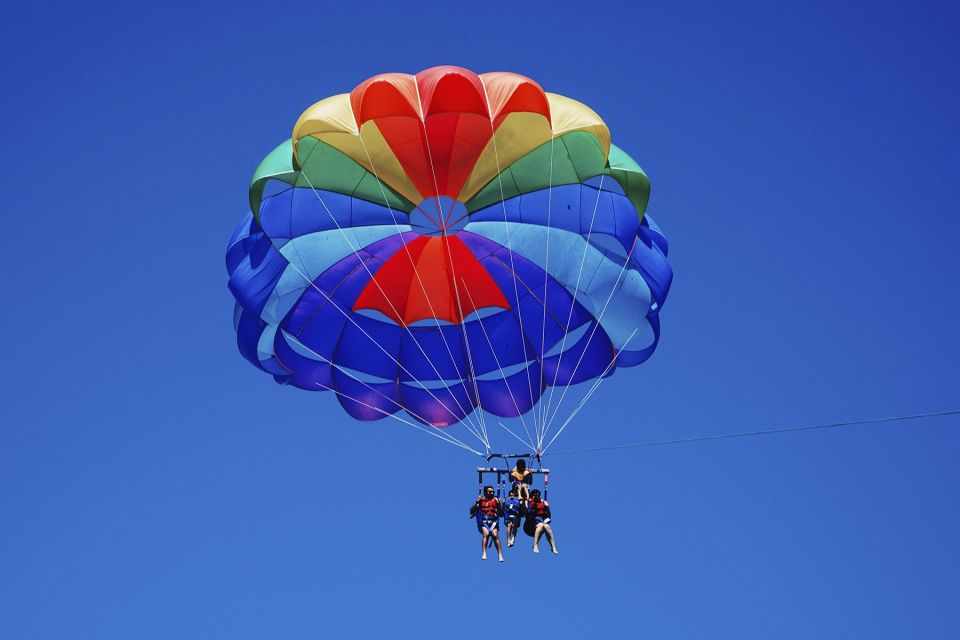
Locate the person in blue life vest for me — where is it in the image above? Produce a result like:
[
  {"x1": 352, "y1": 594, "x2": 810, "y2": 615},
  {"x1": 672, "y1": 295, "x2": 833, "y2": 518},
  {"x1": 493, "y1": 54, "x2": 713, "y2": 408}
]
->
[
  {"x1": 503, "y1": 489, "x2": 525, "y2": 547},
  {"x1": 471, "y1": 486, "x2": 504, "y2": 562},
  {"x1": 527, "y1": 489, "x2": 558, "y2": 555}
]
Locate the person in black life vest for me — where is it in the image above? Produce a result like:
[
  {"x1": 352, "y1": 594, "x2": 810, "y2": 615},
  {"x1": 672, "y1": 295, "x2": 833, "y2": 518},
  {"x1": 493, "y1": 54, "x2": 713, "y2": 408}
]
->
[
  {"x1": 509, "y1": 459, "x2": 533, "y2": 502},
  {"x1": 527, "y1": 489, "x2": 557, "y2": 555},
  {"x1": 471, "y1": 486, "x2": 504, "y2": 562},
  {"x1": 503, "y1": 489, "x2": 524, "y2": 547}
]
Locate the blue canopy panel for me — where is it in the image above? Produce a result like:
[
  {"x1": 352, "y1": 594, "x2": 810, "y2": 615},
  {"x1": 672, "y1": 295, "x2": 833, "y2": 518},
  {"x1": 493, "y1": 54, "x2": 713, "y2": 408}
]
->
[
  {"x1": 258, "y1": 185, "x2": 408, "y2": 243},
  {"x1": 227, "y1": 186, "x2": 415, "y2": 363},
  {"x1": 226, "y1": 213, "x2": 288, "y2": 317},
  {"x1": 234, "y1": 303, "x2": 271, "y2": 371},
  {"x1": 476, "y1": 361, "x2": 543, "y2": 418},
  {"x1": 632, "y1": 214, "x2": 672, "y2": 309},
  {"x1": 255, "y1": 229, "x2": 628, "y2": 426},
  {"x1": 331, "y1": 373, "x2": 400, "y2": 421},
  {"x1": 463, "y1": 223, "x2": 655, "y2": 359},
  {"x1": 227, "y1": 182, "x2": 670, "y2": 427},
  {"x1": 468, "y1": 183, "x2": 640, "y2": 257},
  {"x1": 400, "y1": 382, "x2": 477, "y2": 427}
]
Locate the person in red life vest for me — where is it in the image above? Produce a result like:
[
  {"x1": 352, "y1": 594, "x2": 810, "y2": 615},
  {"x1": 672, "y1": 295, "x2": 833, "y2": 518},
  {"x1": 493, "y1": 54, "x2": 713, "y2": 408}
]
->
[
  {"x1": 470, "y1": 485, "x2": 504, "y2": 562},
  {"x1": 509, "y1": 459, "x2": 533, "y2": 502},
  {"x1": 527, "y1": 489, "x2": 558, "y2": 555}
]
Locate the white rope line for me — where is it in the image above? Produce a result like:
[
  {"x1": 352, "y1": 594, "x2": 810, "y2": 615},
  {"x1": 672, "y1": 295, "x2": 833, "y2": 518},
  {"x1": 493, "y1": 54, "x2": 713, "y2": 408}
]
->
[
  {"x1": 355, "y1": 133, "x2": 490, "y2": 444},
  {"x1": 460, "y1": 280, "x2": 538, "y2": 451},
  {"x1": 278, "y1": 246, "x2": 488, "y2": 450},
  {"x1": 537, "y1": 135, "x2": 557, "y2": 445},
  {"x1": 539, "y1": 238, "x2": 639, "y2": 443},
  {"x1": 297, "y1": 168, "x2": 485, "y2": 441},
  {"x1": 541, "y1": 328, "x2": 638, "y2": 453},
  {"x1": 538, "y1": 174, "x2": 608, "y2": 432},
  {"x1": 294, "y1": 168, "x2": 489, "y2": 447},
  {"x1": 479, "y1": 82, "x2": 541, "y2": 438},
  {"x1": 547, "y1": 409, "x2": 960, "y2": 456},
  {"x1": 312, "y1": 380, "x2": 482, "y2": 455},
  {"x1": 442, "y1": 242, "x2": 490, "y2": 451},
  {"x1": 412, "y1": 87, "x2": 491, "y2": 452},
  {"x1": 496, "y1": 421, "x2": 539, "y2": 455},
  {"x1": 282, "y1": 332, "x2": 483, "y2": 455},
  {"x1": 267, "y1": 219, "x2": 489, "y2": 450},
  {"x1": 481, "y1": 250, "x2": 569, "y2": 447}
]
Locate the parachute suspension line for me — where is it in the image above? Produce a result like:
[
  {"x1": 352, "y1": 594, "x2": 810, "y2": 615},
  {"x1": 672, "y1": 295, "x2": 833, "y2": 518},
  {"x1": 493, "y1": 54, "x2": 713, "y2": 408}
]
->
[
  {"x1": 538, "y1": 173, "x2": 608, "y2": 435},
  {"x1": 280, "y1": 314, "x2": 482, "y2": 454},
  {"x1": 460, "y1": 282, "x2": 539, "y2": 452},
  {"x1": 452, "y1": 251, "x2": 535, "y2": 447},
  {"x1": 539, "y1": 238, "x2": 639, "y2": 446},
  {"x1": 517, "y1": 408, "x2": 538, "y2": 458},
  {"x1": 355, "y1": 133, "x2": 490, "y2": 446},
  {"x1": 413, "y1": 90, "x2": 492, "y2": 455},
  {"x1": 283, "y1": 333, "x2": 483, "y2": 455},
  {"x1": 540, "y1": 328, "x2": 638, "y2": 454},
  {"x1": 496, "y1": 421, "x2": 539, "y2": 455},
  {"x1": 537, "y1": 135, "x2": 557, "y2": 447},
  {"x1": 296, "y1": 171, "x2": 488, "y2": 448},
  {"x1": 484, "y1": 252, "x2": 573, "y2": 450},
  {"x1": 480, "y1": 82, "x2": 541, "y2": 443},
  {"x1": 312, "y1": 381, "x2": 482, "y2": 456},
  {"x1": 547, "y1": 409, "x2": 960, "y2": 456},
  {"x1": 442, "y1": 251, "x2": 490, "y2": 454},
  {"x1": 269, "y1": 228, "x2": 489, "y2": 451}
]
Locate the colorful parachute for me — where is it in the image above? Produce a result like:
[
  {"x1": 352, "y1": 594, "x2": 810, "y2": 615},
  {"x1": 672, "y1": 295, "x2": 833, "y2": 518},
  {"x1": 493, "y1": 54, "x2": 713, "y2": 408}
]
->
[{"x1": 226, "y1": 66, "x2": 671, "y2": 450}]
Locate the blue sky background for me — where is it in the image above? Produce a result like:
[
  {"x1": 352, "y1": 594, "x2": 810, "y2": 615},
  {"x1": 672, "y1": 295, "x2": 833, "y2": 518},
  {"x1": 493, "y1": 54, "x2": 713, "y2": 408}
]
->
[{"x1": 2, "y1": 0, "x2": 959, "y2": 637}]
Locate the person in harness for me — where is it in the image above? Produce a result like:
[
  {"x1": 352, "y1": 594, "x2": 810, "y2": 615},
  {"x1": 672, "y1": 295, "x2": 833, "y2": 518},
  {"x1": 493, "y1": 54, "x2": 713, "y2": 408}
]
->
[
  {"x1": 503, "y1": 488, "x2": 525, "y2": 547},
  {"x1": 526, "y1": 489, "x2": 558, "y2": 555},
  {"x1": 509, "y1": 459, "x2": 533, "y2": 502},
  {"x1": 470, "y1": 486, "x2": 504, "y2": 562}
]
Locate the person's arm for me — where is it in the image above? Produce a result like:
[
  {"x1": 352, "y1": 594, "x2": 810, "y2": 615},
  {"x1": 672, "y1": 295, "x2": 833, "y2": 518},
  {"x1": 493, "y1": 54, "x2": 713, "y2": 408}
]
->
[{"x1": 543, "y1": 500, "x2": 552, "y2": 519}]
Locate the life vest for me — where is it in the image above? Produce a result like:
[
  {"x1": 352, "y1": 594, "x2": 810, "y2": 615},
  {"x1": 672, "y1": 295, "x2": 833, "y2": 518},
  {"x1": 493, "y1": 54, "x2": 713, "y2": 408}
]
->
[
  {"x1": 529, "y1": 499, "x2": 549, "y2": 519},
  {"x1": 479, "y1": 497, "x2": 499, "y2": 517}
]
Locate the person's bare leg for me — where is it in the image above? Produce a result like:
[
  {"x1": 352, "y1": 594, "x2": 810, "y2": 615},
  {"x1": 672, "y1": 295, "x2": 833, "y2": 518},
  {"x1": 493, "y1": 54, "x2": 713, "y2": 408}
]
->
[
  {"x1": 481, "y1": 528, "x2": 490, "y2": 560},
  {"x1": 507, "y1": 522, "x2": 515, "y2": 546},
  {"x1": 492, "y1": 528, "x2": 504, "y2": 562},
  {"x1": 533, "y1": 523, "x2": 543, "y2": 552},
  {"x1": 543, "y1": 523, "x2": 558, "y2": 554}
]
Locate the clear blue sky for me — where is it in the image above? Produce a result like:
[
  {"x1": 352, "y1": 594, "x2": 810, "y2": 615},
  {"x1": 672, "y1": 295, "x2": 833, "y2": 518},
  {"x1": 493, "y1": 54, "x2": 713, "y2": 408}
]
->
[{"x1": 2, "y1": 0, "x2": 959, "y2": 637}]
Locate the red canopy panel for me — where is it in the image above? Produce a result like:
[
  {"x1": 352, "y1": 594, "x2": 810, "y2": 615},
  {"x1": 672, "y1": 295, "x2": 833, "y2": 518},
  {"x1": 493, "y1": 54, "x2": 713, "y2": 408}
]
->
[
  {"x1": 353, "y1": 235, "x2": 510, "y2": 326},
  {"x1": 348, "y1": 66, "x2": 551, "y2": 199}
]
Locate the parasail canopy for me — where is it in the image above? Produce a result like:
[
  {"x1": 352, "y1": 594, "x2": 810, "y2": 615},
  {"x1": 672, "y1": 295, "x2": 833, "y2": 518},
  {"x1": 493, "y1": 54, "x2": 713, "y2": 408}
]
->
[{"x1": 226, "y1": 66, "x2": 672, "y2": 455}]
